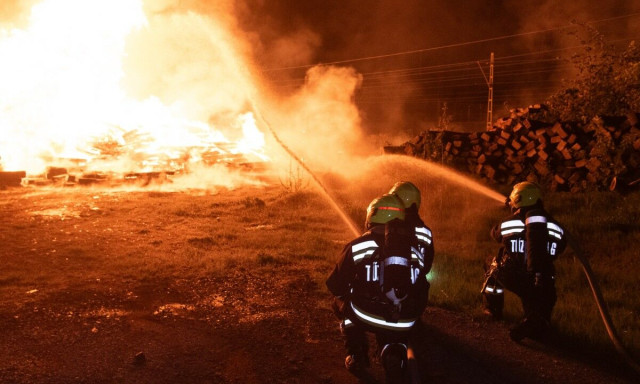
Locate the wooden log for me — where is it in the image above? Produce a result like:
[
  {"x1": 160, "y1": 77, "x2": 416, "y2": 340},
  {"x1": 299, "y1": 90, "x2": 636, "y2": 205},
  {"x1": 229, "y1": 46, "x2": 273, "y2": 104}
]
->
[
  {"x1": 554, "y1": 174, "x2": 566, "y2": 184},
  {"x1": 513, "y1": 163, "x2": 524, "y2": 174},
  {"x1": 568, "y1": 172, "x2": 582, "y2": 184},
  {"x1": 384, "y1": 145, "x2": 406, "y2": 154},
  {"x1": 46, "y1": 167, "x2": 68, "y2": 179},
  {"x1": 534, "y1": 160, "x2": 550, "y2": 176},
  {"x1": 404, "y1": 145, "x2": 417, "y2": 156},
  {"x1": 556, "y1": 140, "x2": 567, "y2": 151},
  {"x1": 538, "y1": 150, "x2": 549, "y2": 161},
  {"x1": 484, "y1": 165, "x2": 496, "y2": 179},
  {"x1": 0, "y1": 171, "x2": 27, "y2": 187},
  {"x1": 575, "y1": 159, "x2": 588, "y2": 168},
  {"x1": 410, "y1": 135, "x2": 425, "y2": 146},
  {"x1": 511, "y1": 140, "x2": 522, "y2": 150},
  {"x1": 586, "y1": 157, "x2": 602, "y2": 172},
  {"x1": 553, "y1": 122, "x2": 568, "y2": 138},
  {"x1": 524, "y1": 141, "x2": 536, "y2": 151}
]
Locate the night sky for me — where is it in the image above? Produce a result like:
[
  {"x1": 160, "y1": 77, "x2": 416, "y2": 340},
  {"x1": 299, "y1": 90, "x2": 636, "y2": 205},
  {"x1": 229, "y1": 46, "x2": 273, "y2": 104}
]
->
[{"x1": 231, "y1": 0, "x2": 640, "y2": 134}]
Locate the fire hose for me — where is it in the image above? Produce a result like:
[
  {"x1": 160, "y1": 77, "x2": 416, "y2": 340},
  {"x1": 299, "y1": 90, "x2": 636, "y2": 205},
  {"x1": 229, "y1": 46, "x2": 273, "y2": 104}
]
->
[{"x1": 566, "y1": 232, "x2": 640, "y2": 374}]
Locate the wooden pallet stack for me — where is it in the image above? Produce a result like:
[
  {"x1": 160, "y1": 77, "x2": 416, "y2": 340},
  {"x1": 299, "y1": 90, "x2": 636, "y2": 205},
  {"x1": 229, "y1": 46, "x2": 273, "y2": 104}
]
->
[{"x1": 384, "y1": 106, "x2": 640, "y2": 192}]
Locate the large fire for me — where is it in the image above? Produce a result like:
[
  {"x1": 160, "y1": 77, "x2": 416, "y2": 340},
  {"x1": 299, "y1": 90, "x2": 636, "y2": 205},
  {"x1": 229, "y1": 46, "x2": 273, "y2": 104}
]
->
[{"x1": 0, "y1": 0, "x2": 269, "y2": 185}]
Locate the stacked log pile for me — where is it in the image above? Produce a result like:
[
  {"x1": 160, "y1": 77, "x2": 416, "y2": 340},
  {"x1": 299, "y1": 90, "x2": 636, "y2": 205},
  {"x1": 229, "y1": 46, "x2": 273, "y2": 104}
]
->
[{"x1": 385, "y1": 106, "x2": 640, "y2": 192}]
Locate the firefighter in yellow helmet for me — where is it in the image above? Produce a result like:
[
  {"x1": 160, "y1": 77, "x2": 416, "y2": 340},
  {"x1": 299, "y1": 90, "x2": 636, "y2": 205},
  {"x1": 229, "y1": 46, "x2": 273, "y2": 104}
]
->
[
  {"x1": 482, "y1": 182, "x2": 567, "y2": 342},
  {"x1": 326, "y1": 194, "x2": 429, "y2": 381},
  {"x1": 389, "y1": 181, "x2": 434, "y2": 274}
]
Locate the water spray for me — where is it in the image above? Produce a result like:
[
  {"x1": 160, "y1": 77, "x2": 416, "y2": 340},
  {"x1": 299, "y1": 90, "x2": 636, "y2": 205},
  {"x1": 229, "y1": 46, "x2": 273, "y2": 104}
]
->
[{"x1": 250, "y1": 104, "x2": 361, "y2": 238}]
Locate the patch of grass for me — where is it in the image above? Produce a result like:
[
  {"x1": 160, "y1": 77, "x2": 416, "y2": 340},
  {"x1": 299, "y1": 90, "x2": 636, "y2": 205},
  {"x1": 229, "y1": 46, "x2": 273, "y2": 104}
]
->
[
  {"x1": 242, "y1": 197, "x2": 266, "y2": 208},
  {"x1": 256, "y1": 252, "x2": 288, "y2": 266},
  {"x1": 187, "y1": 237, "x2": 216, "y2": 249}
]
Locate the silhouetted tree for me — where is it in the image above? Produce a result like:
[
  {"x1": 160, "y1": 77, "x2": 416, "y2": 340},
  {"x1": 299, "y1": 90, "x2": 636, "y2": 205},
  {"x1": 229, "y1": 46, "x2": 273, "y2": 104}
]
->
[{"x1": 547, "y1": 23, "x2": 640, "y2": 123}]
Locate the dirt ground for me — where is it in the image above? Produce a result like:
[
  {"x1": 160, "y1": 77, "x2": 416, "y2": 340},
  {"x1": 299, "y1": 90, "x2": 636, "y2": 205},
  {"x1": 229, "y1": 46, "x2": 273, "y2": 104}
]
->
[{"x1": 0, "y1": 184, "x2": 638, "y2": 384}]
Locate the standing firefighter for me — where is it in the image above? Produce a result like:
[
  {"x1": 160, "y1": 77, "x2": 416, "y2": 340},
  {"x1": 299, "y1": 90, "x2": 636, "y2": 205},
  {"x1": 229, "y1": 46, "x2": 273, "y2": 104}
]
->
[
  {"x1": 482, "y1": 181, "x2": 567, "y2": 342},
  {"x1": 326, "y1": 194, "x2": 429, "y2": 383}
]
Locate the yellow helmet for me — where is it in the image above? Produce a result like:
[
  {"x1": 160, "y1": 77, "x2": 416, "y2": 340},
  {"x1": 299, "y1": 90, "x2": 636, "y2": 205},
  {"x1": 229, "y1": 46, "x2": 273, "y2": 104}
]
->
[
  {"x1": 365, "y1": 194, "x2": 405, "y2": 228},
  {"x1": 509, "y1": 182, "x2": 543, "y2": 208},
  {"x1": 389, "y1": 181, "x2": 421, "y2": 209}
]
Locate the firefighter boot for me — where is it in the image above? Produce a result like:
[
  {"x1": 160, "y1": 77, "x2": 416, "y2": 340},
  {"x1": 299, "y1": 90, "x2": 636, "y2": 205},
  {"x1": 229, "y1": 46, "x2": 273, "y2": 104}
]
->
[
  {"x1": 509, "y1": 314, "x2": 549, "y2": 342},
  {"x1": 342, "y1": 326, "x2": 370, "y2": 374},
  {"x1": 345, "y1": 353, "x2": 370, "y2": 373},
  {"x1": 380, "y1": 343, "x2": 407, "y2": 384},
  {"x1": 482, "y1": 278, "x2": 504, "y2": 320}
]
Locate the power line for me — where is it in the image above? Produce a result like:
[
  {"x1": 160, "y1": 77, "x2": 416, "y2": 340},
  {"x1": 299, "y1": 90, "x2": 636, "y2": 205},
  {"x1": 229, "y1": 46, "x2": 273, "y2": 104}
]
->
[{"x1": 262, "y1": 12, "x2": 640, "y2": 72}]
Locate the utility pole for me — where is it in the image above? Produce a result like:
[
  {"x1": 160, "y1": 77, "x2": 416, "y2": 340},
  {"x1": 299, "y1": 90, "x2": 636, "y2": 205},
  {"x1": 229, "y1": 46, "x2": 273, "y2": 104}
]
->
[{"x1": 478, "y1": 52, "x2": 494, "y2": 130}]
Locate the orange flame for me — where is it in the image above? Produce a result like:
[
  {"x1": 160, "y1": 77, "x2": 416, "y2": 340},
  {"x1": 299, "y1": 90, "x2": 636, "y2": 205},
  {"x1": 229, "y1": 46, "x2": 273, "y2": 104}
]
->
[{"x1": 0, "y1": 0, "x2": 268, "y2": 176}]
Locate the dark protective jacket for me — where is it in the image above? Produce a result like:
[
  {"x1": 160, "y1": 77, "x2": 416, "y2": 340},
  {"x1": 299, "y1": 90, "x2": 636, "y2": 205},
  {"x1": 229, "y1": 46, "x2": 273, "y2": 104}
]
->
[
  {"x1": 326, "y1": 224, "x2": 429, "y2": 333},
  {"x1": 406, "y1": 214, "x2": 435, "y2": 274},
  {"x1": 491, "y1": 204, "x2": 567, "y2": 276}
]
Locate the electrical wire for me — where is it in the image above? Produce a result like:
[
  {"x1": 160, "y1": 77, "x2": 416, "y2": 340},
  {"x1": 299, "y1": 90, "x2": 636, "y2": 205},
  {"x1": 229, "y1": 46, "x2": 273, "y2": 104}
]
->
[{"x1": 261, "y1": 12, "x2": 640, "y2": 72}]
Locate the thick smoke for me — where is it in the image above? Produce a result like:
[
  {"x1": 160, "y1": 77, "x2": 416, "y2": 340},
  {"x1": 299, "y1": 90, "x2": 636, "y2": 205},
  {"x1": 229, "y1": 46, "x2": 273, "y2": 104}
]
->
[{"x1": 229, "y1": 0, "x2": 640, "y2": 134}]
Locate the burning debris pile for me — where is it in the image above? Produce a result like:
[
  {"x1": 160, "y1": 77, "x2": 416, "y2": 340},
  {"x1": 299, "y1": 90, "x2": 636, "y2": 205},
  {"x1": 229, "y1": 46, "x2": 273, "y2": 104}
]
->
[
  {"x1": 385, "y1": 105, "x2": 640, "y2": 192},
  {"x1": 0, "y1": 127, "x2": 269, "y2": 189},
  {"x1": 0, "y1": 0, "x2": 276, "y2": 190}
]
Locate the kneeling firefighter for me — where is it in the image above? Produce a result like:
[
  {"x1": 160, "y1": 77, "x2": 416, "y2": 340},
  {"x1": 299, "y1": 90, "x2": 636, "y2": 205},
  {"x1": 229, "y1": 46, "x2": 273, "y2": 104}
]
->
[
  {"x1": 389, "y1": 181, "x2": 434, "y2": 277},
  {"x1": 326, "y1": 194, "x2": 429, "y2": 382},
  {"x1": 482, "y1": 181, "x2": 567, "y2": 341}
]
